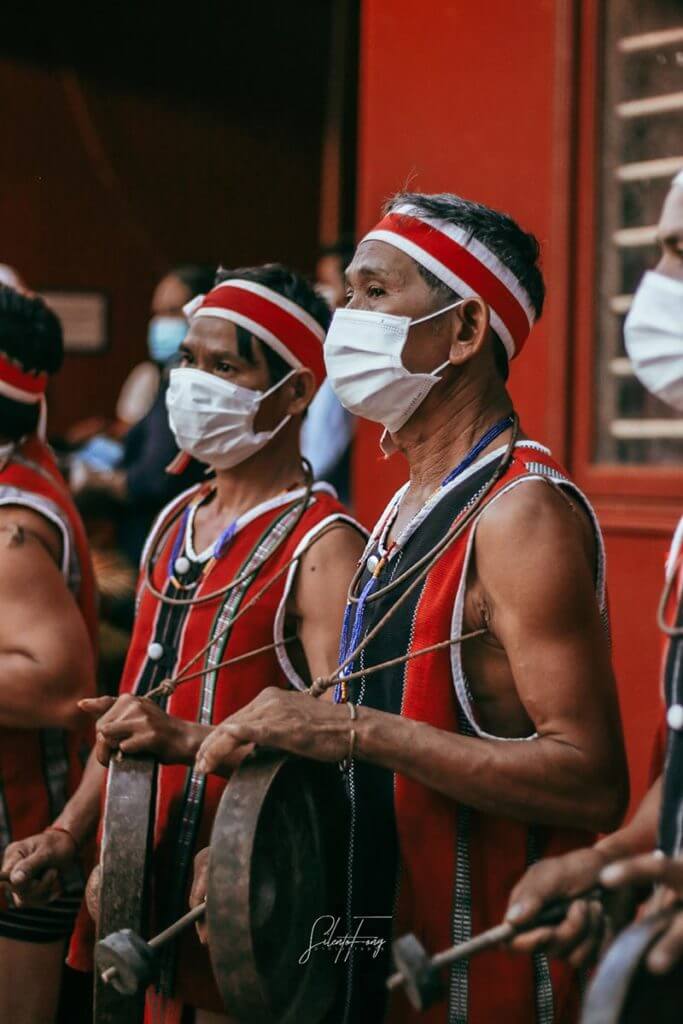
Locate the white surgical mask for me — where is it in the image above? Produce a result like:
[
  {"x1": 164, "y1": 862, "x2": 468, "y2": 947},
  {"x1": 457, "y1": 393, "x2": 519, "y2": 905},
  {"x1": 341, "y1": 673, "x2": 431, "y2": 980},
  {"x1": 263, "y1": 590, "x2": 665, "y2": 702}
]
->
[
  {"x1": 324, "y1": 303, "x2": 458, "y2": 433},
  {"x1": 166, "y1": 366, "x2": 294, "y2": 469},
  {"x1": 624, "y1": 271, "x2": 683, "y2": 411}
]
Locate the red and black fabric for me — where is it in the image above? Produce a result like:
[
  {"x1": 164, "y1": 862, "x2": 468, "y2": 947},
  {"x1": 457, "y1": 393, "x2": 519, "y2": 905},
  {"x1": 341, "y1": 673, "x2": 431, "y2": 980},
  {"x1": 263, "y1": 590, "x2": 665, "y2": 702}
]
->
[
  {"x1": 658, "y1": 515, "x2": 683, "y2": 855},
  {"x1": 341, "y1": 443, "x2": 605, "y2": 1024},
  {"x1": 68, "y1": 482, "x2": 360, "y2": 1016},
  {"x1": 0, "y1": 436, "x2": 97, "y2": 940}
]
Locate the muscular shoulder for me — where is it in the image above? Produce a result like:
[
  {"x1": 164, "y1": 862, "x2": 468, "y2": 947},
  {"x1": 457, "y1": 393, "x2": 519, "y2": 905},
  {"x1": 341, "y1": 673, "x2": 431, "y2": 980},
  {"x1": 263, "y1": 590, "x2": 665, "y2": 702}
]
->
[
  {"x1": 470, "y1": 478, "x2": 600, "y2": 633},
  {"x1": 475, "y1": 477, "x2": 596, "y2": 572},
  {"x1": 0, "y1": 504, "x2": 63, "y2": 566},
  {"x1": 297, "y1": 518, "x2": 366, "y2": 576}
]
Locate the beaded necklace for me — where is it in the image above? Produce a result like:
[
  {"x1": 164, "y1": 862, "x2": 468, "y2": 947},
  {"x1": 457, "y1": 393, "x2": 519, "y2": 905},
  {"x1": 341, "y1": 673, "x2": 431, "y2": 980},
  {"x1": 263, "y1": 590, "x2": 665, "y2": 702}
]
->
[
  {"x1": 167, "y1": 495, "x2": 239, "y2": 589},
  {"x1": 335, "y1": 414, "x2": 514, "y2": 702}
]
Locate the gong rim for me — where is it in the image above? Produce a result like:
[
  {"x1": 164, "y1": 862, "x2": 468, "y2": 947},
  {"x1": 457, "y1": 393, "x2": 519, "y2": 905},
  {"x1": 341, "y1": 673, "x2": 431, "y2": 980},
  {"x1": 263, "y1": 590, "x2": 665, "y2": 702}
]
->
[
  {"x1": 95, "y1": 755, "x2": 157, "y2": 1024},
  {"x1": 580, "y1": 908, "x2": 683, "y2": 1024},
  {"x1": 207, "y1": 751, "x2": 345, "y2": 1024}
]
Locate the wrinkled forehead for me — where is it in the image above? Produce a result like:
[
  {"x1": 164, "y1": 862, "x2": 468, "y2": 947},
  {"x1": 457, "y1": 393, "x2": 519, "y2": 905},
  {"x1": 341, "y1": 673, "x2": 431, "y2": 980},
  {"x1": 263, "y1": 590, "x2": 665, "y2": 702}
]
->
[
  {"x1": 346, "y1": 238, "x2": 425, "y2": 285},
  {"x1": 659, "y1": 184, "x2": 683, "y2": 239}
]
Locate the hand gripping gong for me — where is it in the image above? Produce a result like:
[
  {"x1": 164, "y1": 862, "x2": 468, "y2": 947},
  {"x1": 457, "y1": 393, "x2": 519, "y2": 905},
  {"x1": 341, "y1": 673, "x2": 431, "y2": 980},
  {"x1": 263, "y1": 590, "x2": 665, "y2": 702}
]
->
[
  {"x1": 95, "y1": 755, "x2": 156, "y2": 1024},
  {"x1": 580, "y1": 906, "x2": 683, "y2": 1024},
  {"x1": 206, "y1": 750, "x2": 348, "y2": 1024}
]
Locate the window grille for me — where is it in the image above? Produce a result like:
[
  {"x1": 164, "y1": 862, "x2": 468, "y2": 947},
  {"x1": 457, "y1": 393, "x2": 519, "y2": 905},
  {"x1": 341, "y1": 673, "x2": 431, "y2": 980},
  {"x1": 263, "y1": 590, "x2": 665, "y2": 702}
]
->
[{"x1": 595, "y1": 1, "x2": 683, "y2": 465}]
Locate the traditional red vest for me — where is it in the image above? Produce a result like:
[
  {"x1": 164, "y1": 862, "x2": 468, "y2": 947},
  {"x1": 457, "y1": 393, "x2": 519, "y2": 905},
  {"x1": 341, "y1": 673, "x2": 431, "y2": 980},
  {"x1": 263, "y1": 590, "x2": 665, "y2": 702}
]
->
[
  {"x1": 343, "y1": 442, "x2": 606, "y2": 1024},
  {"x1": 0, "y1": 435, "x2": 97, "y2": 908},
  {"x1": 71, "y1": 481, "x2": 360, "y2": 1015}
]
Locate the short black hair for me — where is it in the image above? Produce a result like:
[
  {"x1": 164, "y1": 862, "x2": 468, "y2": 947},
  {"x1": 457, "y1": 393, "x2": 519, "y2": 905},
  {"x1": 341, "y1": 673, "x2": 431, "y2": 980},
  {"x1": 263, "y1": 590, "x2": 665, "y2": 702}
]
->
[
  {"x1": 170, "y1": 264, "x2": 217, "y2": 299},
  {"x1": 213, "y1": 263, "x2": 331, "y2": 384},
  {"x1": 0, "y1": 286, "x2": 64, "y2": 440},
  {"x1": 384, "y1": 192, "x2": 545, "y2": 380}
]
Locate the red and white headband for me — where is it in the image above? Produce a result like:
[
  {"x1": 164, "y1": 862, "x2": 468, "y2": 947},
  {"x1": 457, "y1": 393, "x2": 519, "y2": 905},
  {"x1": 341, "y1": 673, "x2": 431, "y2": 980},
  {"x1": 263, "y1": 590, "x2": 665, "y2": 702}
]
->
[
  {"x1": 362, "y1": 204, "x2": 536, "y2": 359},
  {"x1": 0, "y1": 351, "x2": 47, "y2": 405},
  {"x1": 184, "y1": 279, "x2": 326, "y2": 387}
]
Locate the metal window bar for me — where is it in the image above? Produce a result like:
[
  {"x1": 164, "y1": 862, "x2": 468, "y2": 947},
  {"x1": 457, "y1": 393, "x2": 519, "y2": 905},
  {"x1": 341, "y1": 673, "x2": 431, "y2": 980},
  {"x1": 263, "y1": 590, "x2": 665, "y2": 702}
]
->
[
  {"x1": 609, "y1": 358, "x2": 634, "y2": 378},
  {"x1": 612, "y1": 225, "x2": 659, "y2": 247},
  {"x1": 616, "y1": 156, "x2": 683, "y2": 182},
  {"x1": 594, "y1": 4, "x2": 683, "y2": 466},
  {"x1": 616, "y1": 92, "x2": 683, "y2": 119},
  {"x1": 618, "y1": 27, "x2": 683, "y2": 53},
  {"x1": 609, "y1": 294, "x2": 633, "y2": 314},
  {"x1": 610, "y1": 420, "x2": 683, "y2": 441}
]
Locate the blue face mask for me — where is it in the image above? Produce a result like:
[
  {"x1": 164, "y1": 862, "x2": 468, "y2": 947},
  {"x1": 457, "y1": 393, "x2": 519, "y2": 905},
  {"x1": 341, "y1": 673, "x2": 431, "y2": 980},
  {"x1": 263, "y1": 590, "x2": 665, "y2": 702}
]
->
[{"x1": 147, "y1": 316, "x2": 188, "y2": 364}]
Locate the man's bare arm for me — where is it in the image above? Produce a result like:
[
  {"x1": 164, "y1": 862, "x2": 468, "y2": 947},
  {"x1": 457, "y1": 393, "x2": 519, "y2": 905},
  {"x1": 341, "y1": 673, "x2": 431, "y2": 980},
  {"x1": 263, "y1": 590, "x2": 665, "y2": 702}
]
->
[
  {"x1": 197, "y1": 484, "x2": 628, "y2": 833},
  {"x1": 0, "y1": 507, "x2": 94, "y2": 728},
  {"x1": 503, "y1": 776, "x2": 662, "y2": 961},
  {"x1": 354, "y1": 483, "x2": 628, "y2": 831},
  {"x1": 291, "y1": 521, "x2": 366, "y2": 683}
]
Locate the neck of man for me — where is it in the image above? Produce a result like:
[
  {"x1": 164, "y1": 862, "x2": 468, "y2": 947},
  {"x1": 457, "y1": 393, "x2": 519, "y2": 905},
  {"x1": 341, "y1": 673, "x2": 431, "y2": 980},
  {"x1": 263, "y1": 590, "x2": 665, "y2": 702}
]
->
[
  {"x1": 210, "y1": 425, "x2": 306, "y2": 521},
  {"x1": 394, "y1": 372, "x2": 515, "y2": 507}
]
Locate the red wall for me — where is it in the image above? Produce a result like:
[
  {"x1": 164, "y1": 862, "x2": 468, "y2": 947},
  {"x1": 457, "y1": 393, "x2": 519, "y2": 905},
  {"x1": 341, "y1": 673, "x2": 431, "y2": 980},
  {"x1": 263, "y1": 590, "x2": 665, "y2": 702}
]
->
[{"x1": 353, "y1": 0, "x2": 673, "y2": 810}]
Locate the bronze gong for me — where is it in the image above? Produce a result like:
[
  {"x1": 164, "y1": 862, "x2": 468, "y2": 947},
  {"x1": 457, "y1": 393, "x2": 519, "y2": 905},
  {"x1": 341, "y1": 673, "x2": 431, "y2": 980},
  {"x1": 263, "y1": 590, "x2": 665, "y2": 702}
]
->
[
  {"x1": 207, "y1": 750, "x2": 348, "y2": 1024},
  {"x1": 580, "y1": 906, "x2": 683, "y2": 1024},
  {"x1": 95, "y1": 755, "x2": 156, "y2": 1024}
]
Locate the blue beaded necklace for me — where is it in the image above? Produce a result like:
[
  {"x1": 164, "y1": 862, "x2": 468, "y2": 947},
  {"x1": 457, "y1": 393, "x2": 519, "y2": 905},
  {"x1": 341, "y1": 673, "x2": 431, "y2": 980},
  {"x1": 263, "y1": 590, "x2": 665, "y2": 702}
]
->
[
  {"x1": 168, "y1": 498, "x2": 238, "y2": 584},
  {"x1": 334, "y1": 413, "x2": 514, "y2": 702}
]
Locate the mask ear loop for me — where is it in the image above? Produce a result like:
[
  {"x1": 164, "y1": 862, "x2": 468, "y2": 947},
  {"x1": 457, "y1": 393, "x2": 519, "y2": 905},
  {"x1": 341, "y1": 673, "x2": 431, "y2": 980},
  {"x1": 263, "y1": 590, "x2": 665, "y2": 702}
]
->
[
  {"x1": 410, "y1": 298, "x2": 464, "y2": 327},
  {"x1": 410, "y1": 300, "x2": 463, "y2": 378},
  {"x1": 253, "y1": 367, "x2": 299, "y2": 438}
]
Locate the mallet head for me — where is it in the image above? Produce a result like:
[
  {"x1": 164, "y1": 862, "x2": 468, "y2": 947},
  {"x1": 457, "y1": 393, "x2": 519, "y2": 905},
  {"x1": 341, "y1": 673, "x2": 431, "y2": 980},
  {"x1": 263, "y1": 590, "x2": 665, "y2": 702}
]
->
[
  {"x1": 392, "y1": 933, "x2": 444, "y2": 1011},
  {"x1": 95, "y1": 928, "x2": 158, "y2": 996}
]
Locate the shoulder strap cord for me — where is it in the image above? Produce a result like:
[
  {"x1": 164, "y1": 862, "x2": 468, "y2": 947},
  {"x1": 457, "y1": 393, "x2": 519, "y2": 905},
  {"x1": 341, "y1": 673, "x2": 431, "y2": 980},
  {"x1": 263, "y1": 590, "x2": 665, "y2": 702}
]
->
[
  {"x1": 143, "y1": 517, "x2": 364, "y2": 700},
  {"x1": 658, "y1": 571, "x2": 683, "y2": 637},
  {"x1": 308, "y1": 421, "x2": 521, "y2": 699},
  {"x1": 344, "y1": 418, "x2": 520, "y2": 609}
]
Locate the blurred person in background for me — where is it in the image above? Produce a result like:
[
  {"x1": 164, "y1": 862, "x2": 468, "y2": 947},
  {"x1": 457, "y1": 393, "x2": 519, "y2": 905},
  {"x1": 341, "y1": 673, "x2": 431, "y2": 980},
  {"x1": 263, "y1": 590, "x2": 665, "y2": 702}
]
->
[
  {"x1": 72, "y1": 264, "x2": 215, "y2": 563},
  {"x1": 0, "y1": 285, "x2": 97, "y2": 1024},
  {"x1": 301, "y1": 240, "x2": 356, "y2": 504},
  {"x1": 68, "y1": 264, "x2": 216, "y2": 452},
  {"x1": 0, "y1": 264, "x2": 28, "y2": 294},
  {"x1": 504, "y1": 169, "x2": 683, "y2": 978}
]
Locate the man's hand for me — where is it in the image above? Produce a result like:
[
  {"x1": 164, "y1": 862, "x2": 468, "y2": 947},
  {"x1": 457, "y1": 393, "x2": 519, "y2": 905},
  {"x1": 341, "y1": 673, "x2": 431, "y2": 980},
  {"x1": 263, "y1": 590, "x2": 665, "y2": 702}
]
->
[
  {"x1": 190, "y1": 847, "x2": 209, "y2": 945},
  {"x1": 79, "y1": 694, "x2": 210, "y2": 766},
  {"x1": 195, "y1": 687, "x2": 352, "y2": 775},
  {"x1": 505, "y1": 847, "x2": 610, "y2": 965},
  {"x1": 601, "y1": 853, "x2": 683, "y2": 974},
  {"x1": 1, "y1": 829, "x2": 78, "y2": 907}
]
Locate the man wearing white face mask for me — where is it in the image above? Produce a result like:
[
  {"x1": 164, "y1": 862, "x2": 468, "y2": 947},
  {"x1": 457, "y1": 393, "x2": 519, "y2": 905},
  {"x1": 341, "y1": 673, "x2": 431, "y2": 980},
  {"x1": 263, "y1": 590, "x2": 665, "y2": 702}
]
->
[
  {"x1": 3, "y1": 264, "x2": 366, "y2": 1024},
  {"x1": 501, "y1": 171, "x2": 683, "y2": 978},
  {"x1": 70, "y1": 264, "x2": 215, "y2": 563},
  {"x1": 194, "y1": 194, "x2": 628, "y2": 1023}
]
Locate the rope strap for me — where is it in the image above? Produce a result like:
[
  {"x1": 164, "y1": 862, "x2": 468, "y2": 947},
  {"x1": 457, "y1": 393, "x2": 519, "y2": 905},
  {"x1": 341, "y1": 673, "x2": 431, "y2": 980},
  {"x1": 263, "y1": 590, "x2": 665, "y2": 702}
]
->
[{"x1": 308, "y1": 628, "x2": 487, "y2": 697}]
